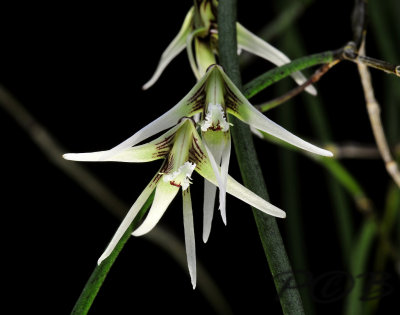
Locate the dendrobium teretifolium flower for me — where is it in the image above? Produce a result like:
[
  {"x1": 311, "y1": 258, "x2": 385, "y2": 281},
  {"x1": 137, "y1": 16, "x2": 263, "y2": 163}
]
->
[
  {"x1": 94, "y1": 65, "x2": 332, "y2": 243},
  {"x1": 142, "y1": 0, "x2": 316, "y2": 95},
  {"x1": 63, "y1": 118, "x2": 286, "y2": 288}
]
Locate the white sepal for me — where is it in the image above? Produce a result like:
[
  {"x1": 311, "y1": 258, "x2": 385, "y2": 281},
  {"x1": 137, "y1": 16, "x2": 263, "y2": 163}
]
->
[
  {"x1": 204, "y1": 143, "x2": 225, "y2": 212},
  {"x1": 193, "y1": 140, "x2": 286, "y2": 219},
  {"x1": 202, "y1": 179, "x2": 217, "y2": 243},
  {"x1": 102, "y1": 69, "x2": 213, "y2": 160},
  {"x1": 226, "y1": 176, "x2": 286, "y2": 218},
  {"x1": 182, "y1": 188, "x2": 197, "y2": 289},
  {"x1": 142, "y1": 8, "x2": 194, "y2": 90},
  {"x1": 63, "y1": 121, "x2": 183, "y2": 162},
  {"x1": 218, "y1": 136, "x2": 231, "y2": 224},
  {"x1": 219, "y1": 68, "x2": 333, "y2": 157},
  {"x1": 97, "y1": 171, "x2": 161, "y2": 265},
  {"x1": 132, "y1": 179, "x2": 180, "y2": 236}
]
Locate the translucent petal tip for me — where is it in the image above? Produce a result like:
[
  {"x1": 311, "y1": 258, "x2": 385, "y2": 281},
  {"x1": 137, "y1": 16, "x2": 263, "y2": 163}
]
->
[
  {"x1": 320, "y1": 149, "x2": 334, "y2": 157},
  {"x1": 277, "y1": 210, "x2": 286, "y2": 219},
  {"x1": 63, "y1": 153, "x2": 87, "y2": 161},
  {"x1": 307, "y1": 85, "x2": 318, "y2": 96},
  {"x1": 97, "y1": 255, "x2": 106, "y2": 266}
]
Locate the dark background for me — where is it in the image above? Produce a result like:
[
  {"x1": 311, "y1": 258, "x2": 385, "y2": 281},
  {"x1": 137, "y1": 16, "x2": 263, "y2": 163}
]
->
[{"x1": 1, "y1": 1, "x2": 399, "y2": 314}]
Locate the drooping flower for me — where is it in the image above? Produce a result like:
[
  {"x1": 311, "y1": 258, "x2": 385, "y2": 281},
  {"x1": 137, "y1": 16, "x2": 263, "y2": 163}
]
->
[
  {"x1": 63, "y1": 118, "x2": 286, "y2": 288},
  {"x1": 142, "y1": 0, "x2": 316, "y2": 95},
  {"x1": 98, "y1": 64, "x2": 332, "y2": 243}
]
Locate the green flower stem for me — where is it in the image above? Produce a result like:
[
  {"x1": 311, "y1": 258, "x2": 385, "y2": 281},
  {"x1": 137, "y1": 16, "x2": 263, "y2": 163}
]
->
[
  {"x1": 267, "y1": 18, "x2": 354, "y2": 265},
  {"x1": 218, "y1": 1, "x2": 305, "y2": 314},
  {"x1": 301, "y1": 94, "x2": 355, "y2": 264},
  {"x1": 367, "y1": 183, "x2": 400, "y2": 314},
  {"x1": 368, "y1": 8, "x2": 400, "y2": 314},
  {"x1": 344, "y1": 219, "x2": 377, "y2": 315},
  {"x1": 316, "y1": 157, "x2": 370, "y2": 211},
  {"x1": 243, "y1": 51, "x2": 335, "y2": 99},
  {"x1": 276, "y1": 82, "x2": 316, "y2": 315},
  {"x1": 71, "y1": 192, "x2": 154, "y2": 315}
]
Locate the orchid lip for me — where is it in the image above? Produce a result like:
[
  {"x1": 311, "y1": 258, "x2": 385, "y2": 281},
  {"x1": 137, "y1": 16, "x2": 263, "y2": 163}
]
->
[
  {"x1": 200, "y1": 103, "x2": 230, "y2": 132},
  {"x1": 163, "y1": 161, "x2": 196, "y2": 191}
]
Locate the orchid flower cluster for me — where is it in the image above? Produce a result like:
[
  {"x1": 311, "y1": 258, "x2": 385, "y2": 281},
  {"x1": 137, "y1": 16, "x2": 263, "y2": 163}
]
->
[{"x1": 64, "y1": 0, "x2": 332, "y2": 289}]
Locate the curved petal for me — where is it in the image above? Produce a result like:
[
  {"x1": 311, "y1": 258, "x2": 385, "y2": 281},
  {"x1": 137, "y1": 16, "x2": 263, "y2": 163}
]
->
[
  {"x1": 132, "y1": 179, "x2": 180, "y2": 236},
  {"x1": 236, "y1": 23, "x2": 317, "y2": 96},
  {"x1": 102, "y1": 67, "x2": 213, "y2": 160},
  {"x1": 218, "y1": 135, "x2": 231, "y2": 224},
  {"x1": 182, "y1": 188, "x2": 197, "y2": 289},
  {"x1": 220, "y1": 69, "x2": 333, "y2": 157},
  {"x1": 142, "y1": 8, "x2": 194, "y2": 90},
  {"x1": 63, "y1": 121, "x2": 183, "y2": 162},
  {"x1": 97, "y1": 170, "x2": 161, "y2": 265},
  {"x1": 193, "y1": 138, "x2": 286, "y2": 219},
  {"x1": 226, "y1": 176, "x2": 286, "y2": 218}
]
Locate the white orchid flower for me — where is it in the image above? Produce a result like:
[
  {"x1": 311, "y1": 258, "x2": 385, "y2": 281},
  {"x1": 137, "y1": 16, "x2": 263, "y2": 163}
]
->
[
  {"x1": 142, "y1": 0, "x2": 316, "y2": 95},
  {"x1": 63, "y1": 118, "x2": 286, "y2": 289},
  {"x1": 95, "y1": 64, "x2": 332, "y2": 243}
]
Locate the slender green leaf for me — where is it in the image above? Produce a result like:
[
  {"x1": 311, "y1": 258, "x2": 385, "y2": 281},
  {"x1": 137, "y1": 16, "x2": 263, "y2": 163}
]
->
[
  {"x1": 71, "y1": 192, "x2": 154, "y2": 315},
  {"x1": 243, "y1": 51, "x2": 334, "y2": 99}
]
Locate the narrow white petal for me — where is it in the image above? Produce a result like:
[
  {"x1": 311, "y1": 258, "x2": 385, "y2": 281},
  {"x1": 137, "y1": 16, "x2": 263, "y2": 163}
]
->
[
  {"x1": 218, "y1": 136, "x2": 231, "y2": 225},
  {"x1": 63, "y1": 152, "x2": 104, "y2": 162},
  {"x1": 220, "y1": 69, "x2": 333, "y2": 157},
  {"x1": 250, "y1": 125, "x2": 264, "y2": 139},
  {"x1": 97, "y1": 173, "x2": 160, "y2": 265},
  {"x1": 237, "y1": 104, "x2": 332, "y2": 156},
  {"x1": 236, "y1": 23, "x2": 317, "y2": 95},
  {"x1": 101, "y1": 68, "x2": 213, "y2": 160},
  {"x1": 63, "y1": 122, "x2": 183, "y2": 163},
  {"x1": 182, "y1": 188, "x2": 197, "y2": 289},
  {"x1": 202, "y1": 179, "x2": 217, "y2": 243},
  {"x1": 194, "y1": 141, "x2": 285, "y2": 219},
  {"x1": 132, "y1": 180, "x2": 180, "y2": 236},
  {"x1": 142, "y1": 8, "x2": 194, "y2": 90},
  {"x1": 100, "y1": 108, "x2": 184, "y2": 160},
  {"x1": 63, "y1": 149, "x2": 162, "y2": 163},
  {"x1": 226, "y1": 176, "x2": 286, "y2": 218}
]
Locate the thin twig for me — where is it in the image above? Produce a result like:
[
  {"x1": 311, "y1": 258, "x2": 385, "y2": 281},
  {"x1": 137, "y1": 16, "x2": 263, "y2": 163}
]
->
[
  {"x1": 343, "y1": 41, "x2": 400, "y2": 77},
  {"x1": 0, "y1": 84, "x2": 233, "y2": 315},
  {"x1": 328, "y1": 143, "x2": 381, "y2": 159},
  {"x1": 256, "y1": 60, "x2": 340, "y2": 112},
  {"x1": 356, "y1": 40, "x2": 400, "y2": 188}
]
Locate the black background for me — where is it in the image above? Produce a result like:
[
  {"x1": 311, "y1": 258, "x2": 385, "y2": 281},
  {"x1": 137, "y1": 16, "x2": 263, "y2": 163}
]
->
[{"x1": 1, "y1": 1, "x2": 399, "y2": 314}]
